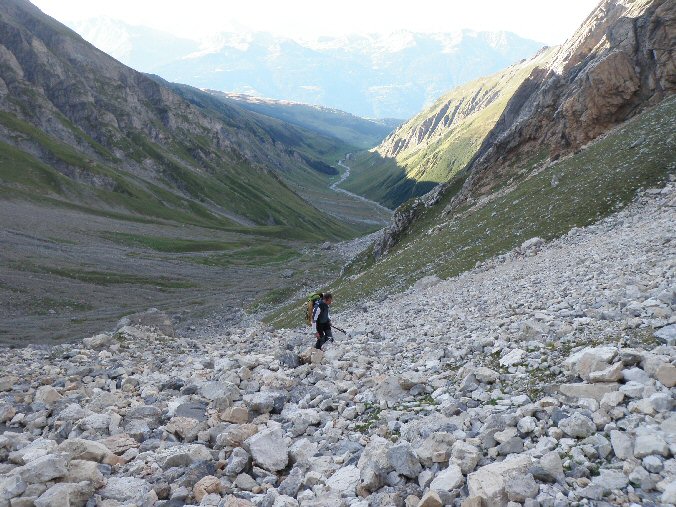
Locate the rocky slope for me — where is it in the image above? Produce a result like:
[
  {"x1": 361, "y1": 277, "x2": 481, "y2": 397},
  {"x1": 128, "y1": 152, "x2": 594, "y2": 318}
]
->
[
  {"x1": 0, "y1": 183, "x2": 674, "y2": 506},
  {"x1": 0, "y1": 0, "x2": 358, "y2": 239}
]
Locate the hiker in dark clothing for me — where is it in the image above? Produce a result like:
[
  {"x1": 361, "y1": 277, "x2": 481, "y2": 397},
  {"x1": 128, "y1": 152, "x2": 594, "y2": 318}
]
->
[{"x1": 312, "y1": 292, "x2": 333, "y2": 349}]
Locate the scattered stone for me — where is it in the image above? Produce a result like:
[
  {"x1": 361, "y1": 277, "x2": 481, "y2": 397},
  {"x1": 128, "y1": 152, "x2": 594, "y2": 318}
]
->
[
  {"x1": 429, "y1": 464, "x2": 463, "y2": 492},
  {"x1": 387, "y1": 442, "x2": 422, "y2": 478},
  {"x1": 34, "y1": 482, "x2": 95, "y2": 507},
  {"x1": 505, "y1": 473, "x2": 539, "y2": 502},
  {"x1": 193, "y1": 475, "x2": 222, "y2": 503},
  {"x1": 558, "y1": 412, "x2": 595, "y2": 438},
  {"x1": 418, "y1": 490, "x2": 443, "y2": 507},
  {"x1": 245, "y1": 427, "x2": 288, "y2": 472},
  {"x1": 467, "y1": 455, "x2": 532, "y2": 505},
  {"x1": 98, "y1": 477, "x2": 155, "y2": 505}
]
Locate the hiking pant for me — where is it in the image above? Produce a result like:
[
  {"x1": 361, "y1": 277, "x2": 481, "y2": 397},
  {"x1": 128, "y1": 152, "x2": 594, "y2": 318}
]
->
[{"x1": 315, "y1": 322, "x2": 333, "y2": 349}]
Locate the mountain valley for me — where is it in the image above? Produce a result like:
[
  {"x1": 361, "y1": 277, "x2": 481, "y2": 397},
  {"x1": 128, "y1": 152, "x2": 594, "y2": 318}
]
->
[{"x1": 0, "y1": 0, "x2": 675, "y2": 506}]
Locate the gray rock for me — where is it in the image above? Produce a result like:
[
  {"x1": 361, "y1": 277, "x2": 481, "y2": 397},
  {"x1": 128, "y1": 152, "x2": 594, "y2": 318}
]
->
[
  {"x1": 278, "y1": 466, "x2": 304, "y2": 497},
  {"x1": 654, "y1": 324, "x2": 676, "y2": 345},
  {"x1": 225, "y1": 447, "x2": 250, "y2": 476},
  {"x1": 63, "y1": 460, "x2": 105, "y2": 487},
  {"x1": 245, "y1": 427, "x2": 288, "y2": 472},
  {"x1": 82, "y1": 333, "x2": 112, "y2": 349},
  {"x1": 175, "y1": 401, "x2": 208, "y2": 421},
  {"x1": 429, "y1": 463, "x2": 463, "y2": 492},
  {"x1": 634, "y1": 432, "x2": 669, "y2": 457},
  {"x1": 505, "y1": 473, "x2": 539, "y2": 502},
  {"x1": 467, "y1": 455, "x2": 532, "y2": 505},
  {"x1": 99, "y1": 476, "x2": 154, "y2": 505},
  {"x1": 474, "y1": 367, "x2": 499, "y2": 384},
  {"x1": 622, "y1": 367, "x2": 651, "y2": 384},
  {"x1": 537, "y1": 451, "x2": 565, "y2": 483},
  {"x1": 591, "y1": 469, "x2": 628, "y2": 491},
  {"x1": 0, "y1": 475, "x2": 27, "y2": 500},
  {"x1": 387, "y1": 442, "x2": 422, "y2": 478},
  {"x1": 450, "y1": 441, "x2": 481, "y2": 474},
  {"x1": 558, "y1": 412, "x2": 595, "y2": 438},
  {"x1": 33, "y1": 385, "x2": 62, "y2": 405},
  {"x1": 289, "y1": 438, "x2": 317, "y2": 465},
  {"x1": 15, "y1": 453, "x2": 69, "y2": 483},
  {"x1": 0, "y1": 403, "x2": 16, "y2": 423},
  {"x1": 517, "y1": 416, "x2": 537, "y2": 434},
  {"x1": 122, "y1": 308, "x2": 174, "y2": 336},
  {"x1": 57, "y1": 438, "x2": 110, "y2": 462},
  {"x1": 199, "y1": 381, "x2": 240, "y2": 404},
  {"x1": 34, "y1": 482, "x2": 95, "y2": 507},
  {"x1": 559, "y1": 383, "x2": 619, "y2": 401},
  {"x1": 662, "y1": 481, "x2": 676, "y2": 504},
  {"x1": 588, "y1": 362, "x2": 623, "y2": 382},
  {"x1": 642, "y1": 455, "x2": 663, "y2": 473},
  {"x1": 649, "y1": 392, "x2": 672, "y2": 412},
  {"x1": 8, "y1": 438, "x2": 57, "y2": 465},
  {"x1": 610, "y1": 430, "x2": 634, "y2": 459},
  {"x1": 497, "y1": 437, "x2": 524, "y2": 455},
  {"x1": 243, "y1": 391, "x2": 287, "y2": 414},
  {"x1": 326, "y1": 465, "x2": 360, "y2": 495},
  {"x1": 620, "y1": 380, "x2": 645, "y2": 398},
  {"x1": 416, "y1": 432, "x2": 456, "y2": 468},
  {"x1": 234, "y1": 473, "x2": 257, "y2": 491}
]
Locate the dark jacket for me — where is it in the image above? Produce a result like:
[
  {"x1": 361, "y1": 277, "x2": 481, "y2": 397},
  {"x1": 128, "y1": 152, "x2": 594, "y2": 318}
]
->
[{"x1": 313, "y1": 300, "x2": 331, "y2": 324}]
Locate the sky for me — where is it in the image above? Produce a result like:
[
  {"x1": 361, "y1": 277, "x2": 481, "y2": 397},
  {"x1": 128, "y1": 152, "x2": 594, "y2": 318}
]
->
[{"x1": 31, "y1": 0, "x2": 600, "y2": 46}]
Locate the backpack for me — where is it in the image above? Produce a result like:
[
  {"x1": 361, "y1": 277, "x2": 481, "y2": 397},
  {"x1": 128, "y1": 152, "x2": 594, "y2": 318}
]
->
[{"x1": 305, "y1": 292, "x2": 323, "y2": 326}]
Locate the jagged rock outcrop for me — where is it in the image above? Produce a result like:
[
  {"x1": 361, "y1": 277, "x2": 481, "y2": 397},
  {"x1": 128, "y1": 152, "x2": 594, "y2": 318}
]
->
[
  {"x1": 461, "y1": 0, "x2": 675, "y2": 197},
  {"x1": 372, "y1": 183, "x2": 447, "y2": 259}
]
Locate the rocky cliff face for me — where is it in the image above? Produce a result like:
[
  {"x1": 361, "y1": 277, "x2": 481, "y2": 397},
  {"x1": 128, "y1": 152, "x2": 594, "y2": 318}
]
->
[{"x1": 460, "y1": 0, "x2": 675, "y2": 198}]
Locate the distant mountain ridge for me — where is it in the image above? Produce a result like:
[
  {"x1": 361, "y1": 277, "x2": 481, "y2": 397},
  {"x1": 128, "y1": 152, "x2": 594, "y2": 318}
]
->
[
  {"x1": 70, "y1": 19, "x2": 544, "y2": 118},
  {"x1": 205, "y1": 91, "x2": 399, "y2": 150}
]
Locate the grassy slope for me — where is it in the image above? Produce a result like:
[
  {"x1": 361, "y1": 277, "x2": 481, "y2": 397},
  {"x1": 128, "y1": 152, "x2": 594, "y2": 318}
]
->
[
  {"x1": 156, "y1": 81, "x2": 391, "y2": 231},
  {"x1": 342, "y1": 50, "x2": 554, "y2": 208},
  {"x1": 267, "y1": 95, "x2": 676, "y2": 327},
  {"x1": 0, "y1": 109, "x2": 360, "y2": 242}
]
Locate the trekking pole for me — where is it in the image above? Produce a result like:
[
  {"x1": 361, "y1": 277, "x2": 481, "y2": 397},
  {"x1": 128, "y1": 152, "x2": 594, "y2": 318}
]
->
[{"x1": 332, "y1": 325, "x2": 347, "y2": 334}]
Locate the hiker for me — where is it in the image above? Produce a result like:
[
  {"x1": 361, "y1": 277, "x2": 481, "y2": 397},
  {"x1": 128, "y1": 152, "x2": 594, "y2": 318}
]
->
[{"x1": 312, "y1": 292, "x2": 333, "y2": 349}]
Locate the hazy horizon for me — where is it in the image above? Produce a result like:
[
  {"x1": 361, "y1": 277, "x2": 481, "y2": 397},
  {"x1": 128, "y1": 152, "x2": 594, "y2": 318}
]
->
[{"x1": 32, "y1": 0, "x2": 599, "y2": 46}]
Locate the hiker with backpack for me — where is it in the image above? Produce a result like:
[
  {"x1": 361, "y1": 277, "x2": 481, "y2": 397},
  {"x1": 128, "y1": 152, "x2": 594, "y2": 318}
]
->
[{"x1": 312, "y1": 292, "x2": 334, "y2": 350}]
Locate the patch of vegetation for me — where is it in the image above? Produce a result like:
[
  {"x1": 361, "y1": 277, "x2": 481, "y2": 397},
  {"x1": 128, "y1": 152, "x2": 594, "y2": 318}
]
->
[
  {"x1": 193, "y1": 243, "x2": 299, "y2": 267},
  {"x1": 354, "y1": 404, "x2": 383, "y2": 433},
  {"x1": 12, "y1": 261, "x2": 195, "y2": 289}
]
